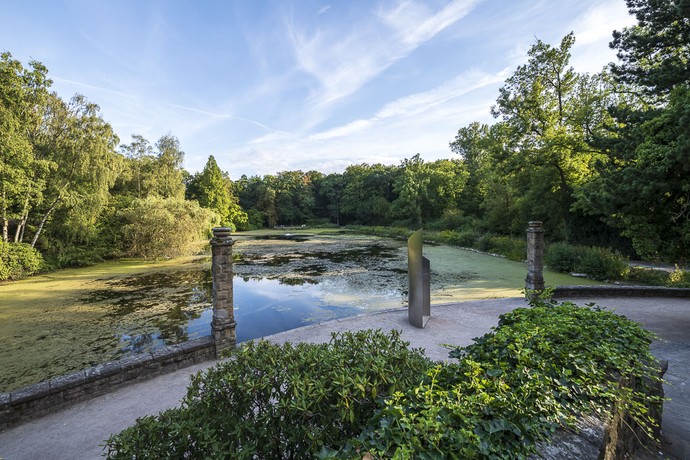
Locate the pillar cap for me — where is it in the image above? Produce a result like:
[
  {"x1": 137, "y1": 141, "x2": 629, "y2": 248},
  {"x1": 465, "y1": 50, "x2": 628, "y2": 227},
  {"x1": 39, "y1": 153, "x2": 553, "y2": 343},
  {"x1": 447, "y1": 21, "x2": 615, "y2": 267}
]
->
[{"x1": 211, "y1": 227, "x2": 235, "y2": 245}]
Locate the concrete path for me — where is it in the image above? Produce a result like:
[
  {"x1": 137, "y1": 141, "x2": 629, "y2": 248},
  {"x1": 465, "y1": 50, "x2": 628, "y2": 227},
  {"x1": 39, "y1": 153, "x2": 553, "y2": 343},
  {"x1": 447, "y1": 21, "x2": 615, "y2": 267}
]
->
[{"x1": 0, "y1": 297, "x2": 687, "y2": 460}]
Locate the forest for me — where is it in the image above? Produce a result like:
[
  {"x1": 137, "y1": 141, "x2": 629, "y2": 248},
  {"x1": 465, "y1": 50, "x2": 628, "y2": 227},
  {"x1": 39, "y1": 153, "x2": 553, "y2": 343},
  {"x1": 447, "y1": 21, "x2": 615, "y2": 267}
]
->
[{"x1": 1, "y1": 0, "x2": 688, "y2": 280}]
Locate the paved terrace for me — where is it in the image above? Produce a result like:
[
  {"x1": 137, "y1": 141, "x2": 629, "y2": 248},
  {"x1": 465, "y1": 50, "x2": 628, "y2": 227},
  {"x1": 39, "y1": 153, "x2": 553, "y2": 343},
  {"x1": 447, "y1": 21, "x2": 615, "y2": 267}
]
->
[{"x1": 0, "y1": 296, "x2": 688, "y2": 459}]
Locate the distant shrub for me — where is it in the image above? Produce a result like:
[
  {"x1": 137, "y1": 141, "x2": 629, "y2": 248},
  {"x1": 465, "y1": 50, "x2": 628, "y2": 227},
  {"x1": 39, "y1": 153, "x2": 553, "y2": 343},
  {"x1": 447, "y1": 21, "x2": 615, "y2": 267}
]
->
[
  {"x1": 624, "y1": 267, "x2": 669, "y2": 286},
  {"x1": 475, "y1": 233, "x2": 492, "y2": 252},
  {"x1": 0, "y1": 241, "x2": 43, "y2": 281},
  {"x1": 545, "y1": 242, "x2": 580, "y2": 273},
  {"x1": 546, "y1": 243, "x2": 628, "y2": 280},
  {"x1": 576, "y1": 246, "x2": 629, "y2": 281},
  {"x1": 667, "y1": 265, "x2": 690, "y2": 287},
  {"x1": 437, "y1": 229, "x2": 479, "y2": 248},
  {"x1": 120, "y1": 197, "x2": 218, "y2": 259},
  {"x1": 486, "y1": 236, "x2": 526, "y2": 261}
]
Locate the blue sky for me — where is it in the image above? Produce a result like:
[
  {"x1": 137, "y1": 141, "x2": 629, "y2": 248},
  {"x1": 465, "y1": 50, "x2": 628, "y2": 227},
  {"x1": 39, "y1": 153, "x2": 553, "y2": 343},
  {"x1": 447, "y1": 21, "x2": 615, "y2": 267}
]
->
[{"x1": 1, "y1": 0, "x2": 634, "y2": 178}]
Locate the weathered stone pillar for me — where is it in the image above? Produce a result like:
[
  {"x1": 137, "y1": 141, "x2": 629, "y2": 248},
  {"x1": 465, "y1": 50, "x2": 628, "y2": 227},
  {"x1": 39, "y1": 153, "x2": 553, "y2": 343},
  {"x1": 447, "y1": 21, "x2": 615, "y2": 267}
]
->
[
  {"x1": 525, "y1": 221, "x2": 545, "y2": 292},
  {"x1": 210, "y1": 227, "x2": 236, "y2": 357}
]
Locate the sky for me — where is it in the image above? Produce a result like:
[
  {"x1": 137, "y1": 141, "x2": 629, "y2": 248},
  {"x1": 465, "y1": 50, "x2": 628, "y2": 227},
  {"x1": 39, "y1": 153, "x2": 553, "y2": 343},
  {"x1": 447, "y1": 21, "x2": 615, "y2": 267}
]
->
[{"x1": 1, "y1": 0, "x2": 636, "y2": 179}]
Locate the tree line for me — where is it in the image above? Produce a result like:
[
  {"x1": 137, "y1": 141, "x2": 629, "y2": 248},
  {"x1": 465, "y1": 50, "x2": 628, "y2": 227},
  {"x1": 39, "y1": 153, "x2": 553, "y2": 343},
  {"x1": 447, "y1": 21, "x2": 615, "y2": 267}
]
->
[{"x1": 1, "y1": 0, "x2": 688, "y2": 275}]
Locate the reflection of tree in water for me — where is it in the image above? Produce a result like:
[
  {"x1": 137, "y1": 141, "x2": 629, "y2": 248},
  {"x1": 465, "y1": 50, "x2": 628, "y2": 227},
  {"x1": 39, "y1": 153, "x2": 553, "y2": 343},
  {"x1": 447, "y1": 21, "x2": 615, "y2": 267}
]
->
[{"x1": 87, "y1": 268, "x2": 213, "y2": 355}]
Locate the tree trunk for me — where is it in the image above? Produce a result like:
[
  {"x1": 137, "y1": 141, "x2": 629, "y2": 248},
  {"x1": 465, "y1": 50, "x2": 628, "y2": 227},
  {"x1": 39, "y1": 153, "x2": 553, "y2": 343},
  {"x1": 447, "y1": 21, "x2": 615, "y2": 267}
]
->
[
  {"x1": 14, "y1": 196, "x2": 31, "y2": 243},
  {"x1": 30, "y1": 197, "x2": 60, "y2": 248},
  {"x1": 1, "y1": 188, "x2": 7, "y2": 243}
]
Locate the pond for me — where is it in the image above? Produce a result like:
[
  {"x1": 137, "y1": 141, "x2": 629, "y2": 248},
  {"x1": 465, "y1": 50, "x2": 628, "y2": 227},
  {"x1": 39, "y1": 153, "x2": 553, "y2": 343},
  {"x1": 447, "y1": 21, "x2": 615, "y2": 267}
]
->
[{"x1": 0, "y1": 229, "x2": 601, "y2": 392}]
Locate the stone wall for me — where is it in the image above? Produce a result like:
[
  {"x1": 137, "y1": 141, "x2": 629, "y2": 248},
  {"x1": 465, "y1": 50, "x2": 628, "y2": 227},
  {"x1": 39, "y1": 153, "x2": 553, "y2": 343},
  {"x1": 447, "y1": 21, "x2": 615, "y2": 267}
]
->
[
  {"x1": 553, "y1": 285, "x2": 690, "y2": 298},
  {"x1": 0, "y1": 336, "x2": 215, "y2": 430},
  {"x1": 535, "y1": 360, "x2": 668, "y2": 460}
]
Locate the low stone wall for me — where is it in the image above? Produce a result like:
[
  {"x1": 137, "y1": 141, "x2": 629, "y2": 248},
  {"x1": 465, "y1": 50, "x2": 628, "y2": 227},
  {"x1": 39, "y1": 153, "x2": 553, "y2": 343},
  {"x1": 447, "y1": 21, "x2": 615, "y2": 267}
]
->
[
  {"x1": 0, "y1": 336, "x2": 216, "y2": 430},
  {"x1": 553, "y1": 285, "x2": 690, "y2": 298},
  {"x1": 534, "y1": 360, "x2": 668, "y2": 460}
]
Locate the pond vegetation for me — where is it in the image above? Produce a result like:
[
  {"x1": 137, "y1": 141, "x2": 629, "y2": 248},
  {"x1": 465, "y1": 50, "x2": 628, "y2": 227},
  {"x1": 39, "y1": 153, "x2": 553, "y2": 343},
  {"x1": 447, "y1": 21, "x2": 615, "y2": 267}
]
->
[{"x1": 0, "y1": 230, "x2": 601, "y2": 392}]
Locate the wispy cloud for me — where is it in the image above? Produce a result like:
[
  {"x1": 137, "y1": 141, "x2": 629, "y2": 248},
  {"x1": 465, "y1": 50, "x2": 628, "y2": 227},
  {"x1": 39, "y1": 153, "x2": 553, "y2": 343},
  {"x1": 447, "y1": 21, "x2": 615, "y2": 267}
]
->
[
  {"x1": 287, "y1": 0, "x2": 481, "y2": 110},
  {"x1": 310, "y1": 67, "x2": 507, "y2": 141},
  {"x1": 568, "y1": 0, "x2": 634, "y2": 73}
]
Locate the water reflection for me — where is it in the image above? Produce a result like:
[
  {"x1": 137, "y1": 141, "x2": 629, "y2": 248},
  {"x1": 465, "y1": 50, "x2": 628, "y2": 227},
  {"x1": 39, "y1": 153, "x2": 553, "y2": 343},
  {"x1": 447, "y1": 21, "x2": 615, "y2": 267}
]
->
[{"x1": 88, "y1": 269, "x2": 402, "y2": 356}]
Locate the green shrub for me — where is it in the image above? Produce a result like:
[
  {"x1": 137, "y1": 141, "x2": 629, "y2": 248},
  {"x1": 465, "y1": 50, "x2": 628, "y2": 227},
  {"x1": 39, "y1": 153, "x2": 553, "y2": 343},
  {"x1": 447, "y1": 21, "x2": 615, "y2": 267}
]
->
[
  {"x1": 341, "y1": 301, "x2": 662, "y2": 459},
  {"x1": 475, "y1": 233, "x2": 492, "y2": 252},
  {"x1": 486, "y1": 236, "x2": 526, "y2": 261},
  {"x1": 545, "y1": 242, "x2": 580, "y2": 273},
  {"x1": 667, "y1": 265, "x2": 690, "y2": 287},
  {"x1": 120, "y1": 197, "x2": 218, "y2": 259},
  {"x1": 437, "y1": 229, "x2": 480, "y2": 248},
  {"x1": 576, "y1": 246, "x2": 629, "y2": 281},
  {"x1": 0, "y1": 241, "x2": 44, "y2": 281},
  {"x1": 624, "y1": 267, "x2": 669, "y2": 286},
  {"x1": 104, "y1": 330, "x2": 431, "y2": 459},
  {"x1": 546, "y1": 243, "x2": 629, "y2": 280}
]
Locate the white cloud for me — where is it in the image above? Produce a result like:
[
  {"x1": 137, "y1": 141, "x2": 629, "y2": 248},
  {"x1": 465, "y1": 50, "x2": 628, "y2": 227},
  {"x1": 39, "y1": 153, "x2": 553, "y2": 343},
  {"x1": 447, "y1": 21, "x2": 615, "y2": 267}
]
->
[
  {"x1": 381, "y1": 0, "x2": 481, "y2": 47},
  {"x1": 287, "y1": 0, "x2": 481, "y2": 111},
  {"x1": 568, "y1": 0, "x2": 635, "y2": 73},
  {"x1": 307, "y1": 67, "x2": 506, "y2": 143}
]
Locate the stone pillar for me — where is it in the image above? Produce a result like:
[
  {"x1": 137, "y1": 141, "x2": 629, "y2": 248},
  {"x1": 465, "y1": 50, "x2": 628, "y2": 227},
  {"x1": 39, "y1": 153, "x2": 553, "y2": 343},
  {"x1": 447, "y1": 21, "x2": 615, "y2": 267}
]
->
[
  {"x1": 210, "y1": 227, "x2": 236, "y2": 357},
  {"x1": 525, "y1": 221, "x2": 545, "y2": 292}
]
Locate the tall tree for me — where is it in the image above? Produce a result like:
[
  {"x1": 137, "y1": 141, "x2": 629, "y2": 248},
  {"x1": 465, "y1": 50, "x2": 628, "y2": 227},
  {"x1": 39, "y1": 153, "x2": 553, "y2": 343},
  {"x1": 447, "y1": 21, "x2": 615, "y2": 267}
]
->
[
  {"x1": 0, "y1": 52, "x2": 51, "y2": 242},
  {"x1": 581, "y1": 0, "x2": 690, "y2": 260},
  {"x1": 609, "y1": 0, "x2": 690, "y2": 95},
  {"x1": 489, "y1": 33, "x2": 610, "y2": 239},
  {"x1": 188, "y1": 155, "x2": 247, "y2": 230},
  {"x1": 30, "y1": 94, "x2": 120, "y2": 248}
]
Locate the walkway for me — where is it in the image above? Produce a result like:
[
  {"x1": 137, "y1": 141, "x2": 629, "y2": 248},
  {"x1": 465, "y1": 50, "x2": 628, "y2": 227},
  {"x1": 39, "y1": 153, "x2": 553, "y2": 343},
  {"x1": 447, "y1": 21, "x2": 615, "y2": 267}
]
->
[{"x1": 0, "y1": 297, "x2": 687, "y2": 459}]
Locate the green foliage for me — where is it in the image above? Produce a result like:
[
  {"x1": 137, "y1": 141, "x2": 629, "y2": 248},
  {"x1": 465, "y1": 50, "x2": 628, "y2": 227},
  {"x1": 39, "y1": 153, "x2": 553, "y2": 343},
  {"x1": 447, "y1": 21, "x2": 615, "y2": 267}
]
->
[
  {"x1": 342, "y1": 301, "x2": 662, "y2": 459},
  {"x1": 120, "y1": 197, "x2": 218, "y2": 259},
  {"x1": 437, "y1": 229, "x2": 480, "y2": 248},
  {"x1": 484, "y1": 236, "x2": 526, "y2": 261},
  {"x1": 105, "y1": 305, "x2": 663, "y2": 459},
  {"x1": 0, "y1": 241, "x2": 43, "y2": 280},
  {"x1": 104, "y1": 330, "x2": 431, "y2": 459},
  {"x1": 545, "y1": 242, "x2": 581, "y2": 273},
  {"x1": 577, "y1": 246, "x2": 630, "y2": 281},
  {"x1": 186, "y1": 155, "x2": 248, "y2": 230},
  {"x1": 622, "y1": 266, "x2": 690, "y2": 287},
  {"x1": 546, "y1": 243, "x2": 629, "y2": 280}
]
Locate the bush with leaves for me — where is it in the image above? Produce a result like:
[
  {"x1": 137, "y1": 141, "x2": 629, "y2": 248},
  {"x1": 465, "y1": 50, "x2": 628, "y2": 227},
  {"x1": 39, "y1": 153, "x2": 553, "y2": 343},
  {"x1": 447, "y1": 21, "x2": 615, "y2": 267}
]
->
[
  {"x1": 546, "y1": 243, "x2": 629, "y2": 280},
  {"x1": 545, "y1": 242, "x2": 580, "y2": 273},
  {"x1": 104, "y1": 330, "x2": 431, "y2": 459},
  {"x1": 576, "y1": 246, "x2": 629, "y2": 281},
  {"x1": 0, "y1": 241, "x2": 43, "y2": 281},
  {"x1": 120, "y1": 196, "x2": 218, "y2": 259},
  {"x1": 335, "y1": 301, "x2": 662, "y2": 459}
]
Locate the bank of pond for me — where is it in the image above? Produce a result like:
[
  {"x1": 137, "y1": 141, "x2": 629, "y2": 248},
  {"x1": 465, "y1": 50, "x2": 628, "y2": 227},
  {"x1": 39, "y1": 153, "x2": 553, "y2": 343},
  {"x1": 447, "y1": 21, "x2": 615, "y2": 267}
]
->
[{"x1": 0, "y1": 229, "x2": 601, "y2": 392}]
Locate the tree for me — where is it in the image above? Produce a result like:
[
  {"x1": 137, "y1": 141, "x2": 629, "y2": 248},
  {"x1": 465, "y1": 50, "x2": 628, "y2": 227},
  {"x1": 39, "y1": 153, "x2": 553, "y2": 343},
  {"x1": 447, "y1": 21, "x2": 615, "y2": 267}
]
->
[
  {"x1": 118, "y1": 134, "x2": 153, "y2": 198},
  {"x1": 489, "y1": 33, "x2": 611, "y2": 239},
  {"x1": 313, "y1": 173, "x2": 345, "y2": 225},
  {"x1": 341, "y1": 164, "x2": 397, "y2": 226},
  {"x1": 609, "y1": 0, "x2": 690, "y2": 95},
  {"x1": 188, "y1": 155, "x2": 248, "y2": 230},
  {"x1": 580, "y1": 0, "x2": 690, "y2": 260},
  {"x1": 0, "y1": 52, "x2": 51, "y2": 243},
  {"x1": 29, "y1": 94, "x2": 120, "y2": 248},
  {"x1": 149, "y1": 134, "x2": 185, "y2": 199}
]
